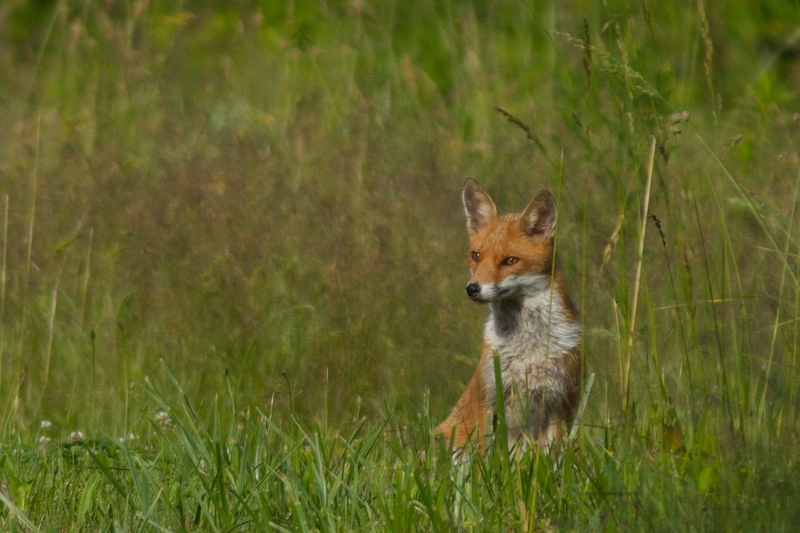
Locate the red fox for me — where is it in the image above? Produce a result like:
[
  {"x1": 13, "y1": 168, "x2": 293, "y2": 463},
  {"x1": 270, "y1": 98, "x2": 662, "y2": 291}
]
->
[{"x1": 436, "y1": 179, "x2": 581, "y2": 448}]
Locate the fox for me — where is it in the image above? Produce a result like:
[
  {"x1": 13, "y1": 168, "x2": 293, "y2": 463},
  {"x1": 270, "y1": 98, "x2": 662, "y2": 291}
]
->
[{"x1": 435, "y1": 179, "x2": 581, "y2": 449}]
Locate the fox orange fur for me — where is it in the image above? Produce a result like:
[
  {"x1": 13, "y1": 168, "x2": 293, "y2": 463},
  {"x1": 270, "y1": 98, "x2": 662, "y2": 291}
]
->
[{"x1": 436, "y1": 179, "x2": 581, "y2": 448}]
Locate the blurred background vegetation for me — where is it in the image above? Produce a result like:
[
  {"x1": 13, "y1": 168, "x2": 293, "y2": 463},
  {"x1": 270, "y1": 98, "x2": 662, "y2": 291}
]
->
[{"x1": 0, "y1": 0, "x2": 799, "y2": 445}]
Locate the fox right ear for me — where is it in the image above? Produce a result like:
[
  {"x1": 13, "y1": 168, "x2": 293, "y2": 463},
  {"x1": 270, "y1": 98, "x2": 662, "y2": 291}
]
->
[
  {"x1": 462, "y1": 179, "x2": 497, "y2": 235},
  {"x1": 519, "y1": 190, "x2": 557, "y2": 240}
]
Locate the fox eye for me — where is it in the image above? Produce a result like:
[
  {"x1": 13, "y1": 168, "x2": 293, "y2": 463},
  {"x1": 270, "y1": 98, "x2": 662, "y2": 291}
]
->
[
  {"x1": 502, "y1": 257, "x2": 519, "y2": 266},
  {"x1": 470, "y1": 251, "x2": 480, "y2": 262}
]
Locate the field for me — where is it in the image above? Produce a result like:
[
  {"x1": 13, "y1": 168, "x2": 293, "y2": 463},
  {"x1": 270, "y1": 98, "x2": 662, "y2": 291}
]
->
[{"x1": 1, "y1": 0, "x2": 800, "y2": 530}]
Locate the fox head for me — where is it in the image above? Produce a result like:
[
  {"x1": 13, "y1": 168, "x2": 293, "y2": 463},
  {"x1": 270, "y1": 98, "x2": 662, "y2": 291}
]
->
[{"x1": 462, "y1": 179, "x2": 557, "y2": 303}]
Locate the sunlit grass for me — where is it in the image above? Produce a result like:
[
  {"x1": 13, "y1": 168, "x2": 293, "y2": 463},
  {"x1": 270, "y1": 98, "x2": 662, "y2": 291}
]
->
[{"x1": 1, "y1": 365, "x2": 797, "y2": 531}]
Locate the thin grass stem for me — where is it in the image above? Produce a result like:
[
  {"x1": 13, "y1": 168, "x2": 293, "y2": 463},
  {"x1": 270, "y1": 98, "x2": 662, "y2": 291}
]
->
[
  {"x1": 0, "y1": 195, "x2": 7, "y2": 387},
  {"x1": 623, "y1": 136, "x2": 657, "y2": 410}
]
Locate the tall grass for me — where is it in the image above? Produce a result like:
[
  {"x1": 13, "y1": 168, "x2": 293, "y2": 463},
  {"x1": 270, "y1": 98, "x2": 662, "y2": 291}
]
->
[
  {"x1": 0, "y1": 362, "x2": 796, "y2": 531},
  {"x1": 0, "y1": 0, "x2": 799, "y2": 529}
]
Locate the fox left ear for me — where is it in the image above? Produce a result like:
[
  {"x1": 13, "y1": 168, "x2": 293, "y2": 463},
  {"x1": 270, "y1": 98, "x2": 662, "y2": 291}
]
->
[
  {"x1": 519, "y1": 190, "x2": 557, "y2": 240},
  {"x1": 463, "y1": 179, "x2": 498, "y2": 235}
]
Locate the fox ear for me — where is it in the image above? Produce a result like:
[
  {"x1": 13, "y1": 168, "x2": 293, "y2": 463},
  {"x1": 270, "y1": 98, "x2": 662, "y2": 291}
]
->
[
  {"x1": 462, "y1": 179, "x2": 498, "y2": 235},
  {"x1": 519, "y1": 190, "x2": 556, "y2": 240}
]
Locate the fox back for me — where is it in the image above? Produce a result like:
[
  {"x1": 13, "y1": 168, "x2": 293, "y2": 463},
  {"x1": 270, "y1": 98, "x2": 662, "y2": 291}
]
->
[{"x1": 436, "y1": 179, "x2": 581, "y2": 448}]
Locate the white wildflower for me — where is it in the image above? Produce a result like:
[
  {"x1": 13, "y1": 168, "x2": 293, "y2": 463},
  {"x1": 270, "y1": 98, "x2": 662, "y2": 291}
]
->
[{"x1": 155, "y1": 411, "x2": 173, "y2": 429}]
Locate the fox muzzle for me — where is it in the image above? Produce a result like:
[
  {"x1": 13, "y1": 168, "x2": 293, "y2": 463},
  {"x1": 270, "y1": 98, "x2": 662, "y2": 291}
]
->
[
  {"x1": 467, "y1": 283, "x2": 481, "y2": 299},
  {"x1": 466, "y1": 283, "x2": 481, "y2": 299}
]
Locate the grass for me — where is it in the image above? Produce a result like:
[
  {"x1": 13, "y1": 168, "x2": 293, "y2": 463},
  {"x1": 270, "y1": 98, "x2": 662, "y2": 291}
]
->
[
  {"x1": 1, "y1": 366, "x2": 797, "y2": 531},
  {"x1": 0, "y1": 0, "x2": 800, "y2": 529}
]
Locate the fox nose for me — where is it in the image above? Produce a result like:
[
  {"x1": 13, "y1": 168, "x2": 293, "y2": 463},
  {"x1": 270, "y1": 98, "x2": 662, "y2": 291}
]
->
[{"x1": 466, "y1": 283, "x2": 481, "y2": 299}]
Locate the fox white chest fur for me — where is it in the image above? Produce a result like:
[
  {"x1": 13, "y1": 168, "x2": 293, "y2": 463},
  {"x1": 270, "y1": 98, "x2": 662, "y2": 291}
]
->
[{"x1": 481, "y1": 274, "x2": 582, "y2": 433}]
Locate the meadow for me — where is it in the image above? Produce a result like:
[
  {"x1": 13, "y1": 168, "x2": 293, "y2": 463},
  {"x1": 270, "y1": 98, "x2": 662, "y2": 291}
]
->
[{"x1": 0, "y1": 0, "x2": 799, "y2": 530}]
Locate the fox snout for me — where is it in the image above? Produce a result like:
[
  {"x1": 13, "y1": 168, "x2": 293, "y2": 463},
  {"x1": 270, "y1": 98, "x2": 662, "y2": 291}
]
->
[
  {"x1": 465, "y1": 281, "x2": 506, "y2": 302},
  {"x1": 465, "y1": 282, "x2": 481, "y2": 299}
]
